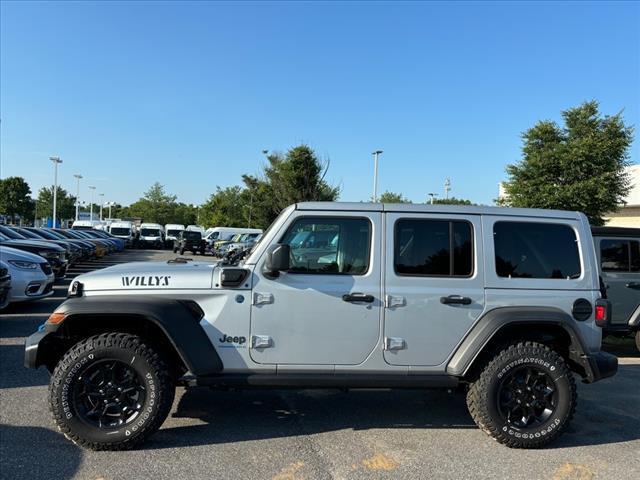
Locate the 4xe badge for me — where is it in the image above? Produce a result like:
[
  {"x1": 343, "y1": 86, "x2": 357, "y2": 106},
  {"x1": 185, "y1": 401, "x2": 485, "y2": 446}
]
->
[
  {"x1": 218, "y1": 334, "x2": 247, "y2": 348},
  {"x1": 122, "y1": 275, "x2": 171, "y2": 287}
]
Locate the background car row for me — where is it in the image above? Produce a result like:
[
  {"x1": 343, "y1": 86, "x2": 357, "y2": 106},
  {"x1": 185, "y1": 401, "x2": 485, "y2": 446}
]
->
[{"x1": 0, "y1": 225, "x2": 125, "y2": 309}]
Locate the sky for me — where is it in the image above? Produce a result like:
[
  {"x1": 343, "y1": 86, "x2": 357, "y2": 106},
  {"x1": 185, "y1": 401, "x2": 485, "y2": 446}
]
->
[{"x1": 1, "y1": 1, "x2": 639, "y2": 208}]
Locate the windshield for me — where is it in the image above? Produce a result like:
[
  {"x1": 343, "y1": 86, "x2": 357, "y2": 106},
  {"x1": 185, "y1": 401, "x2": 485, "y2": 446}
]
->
[
  {"x1": 72, "y1": 225, "x2": 94, "y2": 230},
  {"x1": 141, "y1": 229, "x2": 161, "y2": 237},
  {"x1": 184, "y1": 231, "x2": 201, "y2": 240},
  {"x1": 111, "y1": 227, "x2": 131, "y2": 236},
  {"x1": 15, "y1": 228, "x2": 39, "y2": 239},
  {"x1": 167, "y1": 230, "x2": 182, "y2": 237},
  {"x1": 206, "y1": 232, "x2": 219, "y2": 240}
]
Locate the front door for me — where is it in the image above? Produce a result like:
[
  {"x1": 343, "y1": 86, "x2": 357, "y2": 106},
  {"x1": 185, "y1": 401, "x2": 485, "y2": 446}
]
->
[
  {"x1": 250, "y1": 212, "x2": 382, "y2": 365},
  {"x1": 383, "y1": 213, "x2": 485, "y2": 366}
]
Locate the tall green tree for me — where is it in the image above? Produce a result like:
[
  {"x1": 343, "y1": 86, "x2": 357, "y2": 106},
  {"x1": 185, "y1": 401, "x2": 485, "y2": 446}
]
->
[
  {"x1": 0, "y1": 176, "x2": 33, "y2": 222},
  {"x1": 500, "y1": 101, "x2": 633, "y2": 225},
  {"x1": 127, "y1": 182, "x2": 178, "y2": 224},
  {"x1": 200, "y1": 186, "x2": 247, "y2": 228},
  {"x1": 378, "y1": 191, "x2": 412, "y2": 203},
  {"x1": 35, "y1": 186, "x2": 77, "y2": 222}
]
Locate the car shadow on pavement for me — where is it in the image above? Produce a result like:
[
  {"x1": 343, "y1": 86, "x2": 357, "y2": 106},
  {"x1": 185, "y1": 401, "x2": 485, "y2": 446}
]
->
[
  {"x1": 146, "y1": 362, "x2": 640, "y2": 451},
  {"x1": 0, "y1": 424, "x2": 82, "y2": 480},
  {"x1": 148, "y1": 387, "x2": 476, "y2": 450},
  {"x1": 0, "y1": 344, "x2": 49, "y2": 389}
]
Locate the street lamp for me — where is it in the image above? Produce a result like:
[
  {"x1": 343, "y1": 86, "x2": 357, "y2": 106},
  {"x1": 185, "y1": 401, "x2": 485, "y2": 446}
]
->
[
  {"x1": 50, "y1": 157, "x2": 62, "y2": 226},
  {"x1": 99, "y1": 193, "x2": 105, "y2": 220},
  {"x1": 106, "y1": 201, "x2": 115, "y2": 220},
  {"x1": 372, "y1": 150, "x2": 383, "y2": 203},
  {"x1": 88, "y1": 186, "x2": 96, "y2": 221},
  {"x1": 73, "y1": 174, "x2": 83, "y2": 221}
]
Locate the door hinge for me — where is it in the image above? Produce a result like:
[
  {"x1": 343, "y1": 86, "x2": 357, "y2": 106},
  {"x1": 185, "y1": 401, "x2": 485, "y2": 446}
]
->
[
  {"x1": 384, "y1": 337, "x2": 406, "y2": 351},
  {"x1": 385, "y1": 295, "x2": 405, "y2": 308},
  {"x1": 251, "y1": 335, "x2": 273, "y2": 349},
  {"x1": 253, "y1": 292, "x2": 274, "y2": 305}
]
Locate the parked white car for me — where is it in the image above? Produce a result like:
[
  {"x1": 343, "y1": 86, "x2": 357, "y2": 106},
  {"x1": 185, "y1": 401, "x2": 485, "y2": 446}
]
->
[
  {"x1": 0, "y1": 246, "x2": 54, "y2": 303},
  {"x1": 0, "y1": 260, "x2": 11, "y2": 309}
]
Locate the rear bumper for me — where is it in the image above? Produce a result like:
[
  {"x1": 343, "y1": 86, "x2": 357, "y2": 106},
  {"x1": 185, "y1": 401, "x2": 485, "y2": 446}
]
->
[{"x1": 584, "y1": 351, "x2": 618, "y2": 383}]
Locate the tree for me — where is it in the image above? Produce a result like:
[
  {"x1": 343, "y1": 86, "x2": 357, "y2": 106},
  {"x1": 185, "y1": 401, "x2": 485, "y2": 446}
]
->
[
  {"x1": 126, "y1": 182, "x2": 178, "y2": 224},
  {"x1": 433, "y1": 196, "x2": 474, "y2": 205},
  {"x1": 35, "y1": 186, "x2": 77, "y2": 222},
  {"x1": 240, "y1": 145, "x2": 340, "y2": 228},
  {"x1": 0, "y1": 177, "x2": 33, "y2": 222},
  {"x1": 200, "y1": 186, "x2": 247, "y2": 228},
  {"x1": 378, "y1": 191, "x2": 412, "y2": 203},
  {"x1": 500, "y1": 101, "x2": 633, "y2": 225}
]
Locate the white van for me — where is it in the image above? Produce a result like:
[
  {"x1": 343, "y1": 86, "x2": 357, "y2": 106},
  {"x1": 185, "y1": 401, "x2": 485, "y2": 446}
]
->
[
  {"x1": 186, "y1": 225, "x2": 205, "y2": 233},
  {"x1": 109, "y1": 221, "x2": 136, "y2": 246},
  {"x1": 204, "y1": 227, "x2": 263, "y2": 247},
  {"x1": 71, "y1": 220, "x2": 102, "y2": 231},
  {"x1": 138, "y1": 223, "x2": 165, "y2": 249},
  {"x1": 164, "y1": 224, "x2": 185, "y2": 247}
]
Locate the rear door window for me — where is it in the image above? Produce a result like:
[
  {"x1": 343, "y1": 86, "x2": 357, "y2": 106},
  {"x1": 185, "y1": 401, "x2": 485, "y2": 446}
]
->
[
  {"x1": 394, "y1": 219, "x2": 473, "y2": 276},
  {"x1": 494, "y1": 222, "x2": 581, "y2": 279}
]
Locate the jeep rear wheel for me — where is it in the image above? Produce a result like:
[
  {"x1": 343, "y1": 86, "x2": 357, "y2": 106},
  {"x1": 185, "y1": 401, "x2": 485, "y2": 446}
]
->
[
  {"x1": 466, "y1": 341, "x2": 576, "y2": 448},
  {"x1": 49, "y1": 332, "x2": 175, "y2": 451},
  {"x1": 635, "y1": 331, "x2": 640, "y2": 353}
]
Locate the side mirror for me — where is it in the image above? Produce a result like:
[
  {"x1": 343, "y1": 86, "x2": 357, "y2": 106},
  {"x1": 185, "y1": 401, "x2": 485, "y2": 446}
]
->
[{"x1": 264, "y1": 243, "x2": 290, "y2": 277}]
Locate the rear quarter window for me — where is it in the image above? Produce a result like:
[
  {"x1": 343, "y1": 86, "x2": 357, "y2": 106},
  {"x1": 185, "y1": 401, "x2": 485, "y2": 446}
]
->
[{"x1": 493, "y1": 221, "x2": 581, "y2": 279}]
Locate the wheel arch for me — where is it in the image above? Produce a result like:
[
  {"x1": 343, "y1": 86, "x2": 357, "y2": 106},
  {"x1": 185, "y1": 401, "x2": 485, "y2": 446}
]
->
[
  {"x1": 32, "y1": 295, "x2": 223, "y2": 377},
  {"x1": 447, "y1": 307, "x2": 592, "y2": 381}
]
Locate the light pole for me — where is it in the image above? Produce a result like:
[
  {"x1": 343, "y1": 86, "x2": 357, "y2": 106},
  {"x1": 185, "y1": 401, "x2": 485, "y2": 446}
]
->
[
  {"x1": 372, "y1": 150, "x2": 383, "y2": 202},
  {"x1": 88, "y1": 186, "x2": 96, "y2": 221},
  {"x1": 50, "y1": 157, "x2": 62, "y2": 226},
  {"x1": 444, "y1": 178, "x2": 451, "y2": 200},
  {"x1": 99, "y1": 193, "x2": 105, "y2": 220},
  {"x1": 107, "y1": 201, "x2": 115, "y2": 219},
  {"x1": 73, "y1": 174, "x2": 83, "y2": 221},
  {"x1": 428, "y1": 193, "x2": 439, "y2": 205}
]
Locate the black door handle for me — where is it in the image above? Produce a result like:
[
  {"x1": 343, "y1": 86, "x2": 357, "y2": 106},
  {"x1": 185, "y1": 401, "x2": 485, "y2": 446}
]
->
[
  {"x1": 342, "y1": 293, "x2": 375, "y2": 303},
  {"x1": 440, "y1": 295, "x2": 472, "y2": 305},
  {"x1": 626, "y1": 282, "x2": 640, "y2": 290}
]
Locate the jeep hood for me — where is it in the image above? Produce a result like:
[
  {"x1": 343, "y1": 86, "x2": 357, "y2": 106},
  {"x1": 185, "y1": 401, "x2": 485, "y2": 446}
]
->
[{"x1": 74, "y1": 261, "x2": 218, "y2": 292}]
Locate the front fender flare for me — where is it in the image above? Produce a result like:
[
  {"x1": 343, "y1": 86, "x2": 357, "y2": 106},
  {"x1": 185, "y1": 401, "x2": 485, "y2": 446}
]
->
[{"x1": 28, "y1": 295, "x2": 223, "y2": 376}]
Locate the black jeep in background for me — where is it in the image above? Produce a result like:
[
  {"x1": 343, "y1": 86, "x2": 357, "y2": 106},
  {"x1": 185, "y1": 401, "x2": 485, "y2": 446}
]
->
[{"x1": 173, "y1": 230, "x2": 205, "y2": 255}]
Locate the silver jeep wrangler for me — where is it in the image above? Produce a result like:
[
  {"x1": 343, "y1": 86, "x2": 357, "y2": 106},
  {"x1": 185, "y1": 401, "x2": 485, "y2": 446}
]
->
[{"x1": 25, "y1": 202, "x2": 617, "y2": 450}]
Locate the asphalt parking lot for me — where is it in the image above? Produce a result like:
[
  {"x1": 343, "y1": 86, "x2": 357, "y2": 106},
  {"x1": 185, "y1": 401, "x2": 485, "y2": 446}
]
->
[{"x1": 1, "y1": 249, "x2": 639, "y2": 480}]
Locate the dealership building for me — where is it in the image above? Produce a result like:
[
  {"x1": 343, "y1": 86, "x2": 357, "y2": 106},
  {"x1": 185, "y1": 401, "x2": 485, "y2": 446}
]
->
[{"x1": 604, "y1": 164, "x2": 640, "y2": 227}]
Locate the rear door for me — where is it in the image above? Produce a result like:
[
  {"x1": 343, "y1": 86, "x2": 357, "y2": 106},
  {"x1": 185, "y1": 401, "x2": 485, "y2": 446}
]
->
[
  {"x1": 597, "y1": 236, "x2": 640, "y2": 326},
  {"x1": 383, "y1": 213, "x2": 485, "y2": 366}
]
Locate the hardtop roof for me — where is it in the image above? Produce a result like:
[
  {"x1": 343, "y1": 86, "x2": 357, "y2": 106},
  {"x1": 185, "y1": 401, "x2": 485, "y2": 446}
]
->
[{"x1": 294, "y1": 202, "x2": 583, "y2": 220}]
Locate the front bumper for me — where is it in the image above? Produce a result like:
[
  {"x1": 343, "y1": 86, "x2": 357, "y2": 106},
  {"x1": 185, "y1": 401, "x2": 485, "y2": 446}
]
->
[{"x1": 584, "y1": 351, "x2": 618, "y2": 383}]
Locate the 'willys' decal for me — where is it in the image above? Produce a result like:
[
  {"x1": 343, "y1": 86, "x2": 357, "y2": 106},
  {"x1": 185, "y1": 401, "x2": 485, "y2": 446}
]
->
[{"x1": 121, "y1": 276, "x2": 171, "y2": 287}]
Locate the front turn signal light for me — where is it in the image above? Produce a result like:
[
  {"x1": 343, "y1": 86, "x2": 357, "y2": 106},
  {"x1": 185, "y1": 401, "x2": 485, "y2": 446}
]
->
[{"x1": 47, "y1": 312, "x2": 67, "y2": 325}]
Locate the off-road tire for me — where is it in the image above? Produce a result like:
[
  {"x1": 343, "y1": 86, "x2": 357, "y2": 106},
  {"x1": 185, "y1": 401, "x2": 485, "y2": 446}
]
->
[
  {"x1": 466, "y1": 341, "x2": 576, "y2": 448},
  {"x1": 179, "y1": 247, "x2": 185, "y2": 255},
  {"x1": 635, "y1": 331, "x2": 640, "y2": 353},
  {"x1": 172, "y1": 247, "x2": 177, "y2": 253},
  {"x1": 50, "y1": 332, "x2": 175, "y2": 451}
]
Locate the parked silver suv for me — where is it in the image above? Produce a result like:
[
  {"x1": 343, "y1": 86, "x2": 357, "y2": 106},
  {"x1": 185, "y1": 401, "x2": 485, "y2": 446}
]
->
[
  {"x1": 592, "y1": 226, "x2": 640, "y2": 351},
  {"x1": 25, "y1": 202, "x2": 617, "y2": 450}
]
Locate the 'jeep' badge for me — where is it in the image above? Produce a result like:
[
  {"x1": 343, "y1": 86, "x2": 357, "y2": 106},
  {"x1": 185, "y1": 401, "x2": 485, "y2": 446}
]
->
[{"x1": 122, "y1": 275, "x2": 171, "y2": 287}]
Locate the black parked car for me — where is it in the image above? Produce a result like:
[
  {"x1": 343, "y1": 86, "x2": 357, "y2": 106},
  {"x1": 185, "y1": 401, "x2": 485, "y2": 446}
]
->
[{"x1": 173, "y1": 230, "x2": 205, "y2": 255}]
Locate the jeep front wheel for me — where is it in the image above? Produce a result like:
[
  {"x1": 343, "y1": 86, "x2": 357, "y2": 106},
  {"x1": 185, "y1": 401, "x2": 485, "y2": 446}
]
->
[
  {"x1": 466, "y1": 341, "x2": 576, "y2": 448},
  {"x1": 49, "y1": 332, "x2": 175, "y2": 450}
]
